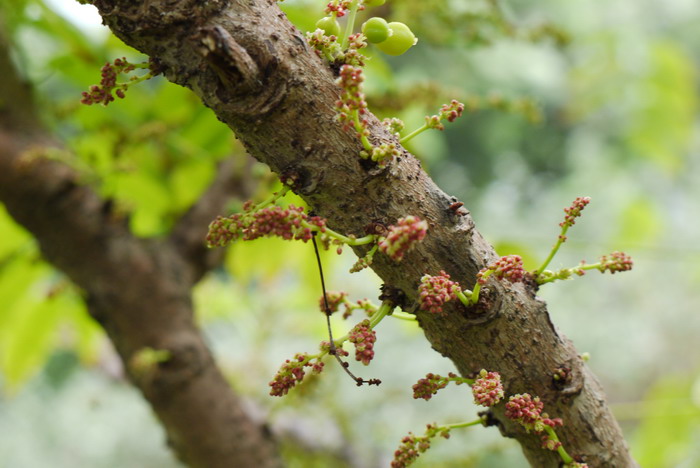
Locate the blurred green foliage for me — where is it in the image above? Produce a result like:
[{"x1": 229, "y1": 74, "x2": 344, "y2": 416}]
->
[{"x1": 1, "y1": 0, "x2": 700, "y2": 466}]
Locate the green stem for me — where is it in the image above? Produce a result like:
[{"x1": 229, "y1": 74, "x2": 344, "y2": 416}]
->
[
  {"x1": 455, "y1": 288, "x2": 473, "y2": 307},
  {"x1": 341, "y1": 0, "x2": 360, "y2": 49},
  {"x1": 333, "y1": 300, "x2": 393, "y2": 346},
  {"x1": 536, "y1": 261, "x2": 603, "y2": 285},
  {"x1": 353, "y1": 110, "x2": 373, "y2": 152},
  {"x1": 441, "y1": 418, "x2": 484, "y2": 430},
  {"x1": 299, "y1": 217, "x2": 376, "y2": 245},
  {"x1": 255, "y1": 185, "x2": 291, "y2": 211},
  {"x1": 536, "y1": 224, "x2": 570, "y2": 275},
  {"x1": 399, "y1": 123, "x2": 428, "y2": 144},
  {"x1": 543, "y1": 426, "x2": 573, "y2": 464},
  {"x1": 390, "y1": 310, "x2": 417, "y2": 321}
]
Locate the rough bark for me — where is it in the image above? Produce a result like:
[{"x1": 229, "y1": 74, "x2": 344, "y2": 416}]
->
[
  {"x1": 85, "y1": 0, "x2": 638, "y2": 466},
  {"x1": 0, "y1": 36, "x2": 282, "y2": 468}
]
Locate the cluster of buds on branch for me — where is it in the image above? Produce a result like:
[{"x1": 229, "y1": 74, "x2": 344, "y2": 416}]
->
[{"x1": 81, "y1": 57, "x2": 158, "y2": 106}]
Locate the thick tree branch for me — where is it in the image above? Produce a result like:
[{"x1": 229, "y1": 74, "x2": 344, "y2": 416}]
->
[
  {"x1": 168, "y1": 156, "x2": 255, "y2": 283},
  {"x1": 0, "y1": 36, "x2": 282, "y2": 468},
  {"x1": 89, "y1": 0, "x2": 638, "y2": 466}
]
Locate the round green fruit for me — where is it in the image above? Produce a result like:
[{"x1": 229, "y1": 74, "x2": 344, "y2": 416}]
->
[
  {"x1": 362, "y1": 17, "x2": 390, "y2": 44},
  {"x1": 315, "y1": 16, "x2": 341, "y2": 37},
  {"x1": 376, "y1": 22, "x2": 417, "y2": 56}
]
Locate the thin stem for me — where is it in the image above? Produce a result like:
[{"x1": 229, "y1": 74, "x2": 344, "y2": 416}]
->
[
  {"x1": 254, "y1": 185, "x2": 291, "y2": 211},
  {"x1": 390, "y1": 310, "x2": 417, "y2": 321},
  {"x1": 442, "y1": 418, "x2": 484, "y2": 430},
  {"x1": 543, "y1": 426, "x2": 574, "y2": 464},
  {"x1": 536, "y1": 224, "x2": 570, "y2": 275},
  {"x1": 299, "y1": 217, "x2": 376, "y2": 245},
  {"x1": 399, "y1": 123, "x2": 428, "y2": 144},
  {"x1": 353, "y1": 110, "x2": 373, "y2": 152},
  {"x1": 536, "y1": 261, "x2": 604, "y2": 285},
  {"x1": 455, "y1": 288, "x2": 473, "y2": 307},
  {"x1": 333, "y1": 300, "x2": 394, "y2": 346},
  {"x1": 341, "y1": 0, "x2": 360, "y2": 49}
]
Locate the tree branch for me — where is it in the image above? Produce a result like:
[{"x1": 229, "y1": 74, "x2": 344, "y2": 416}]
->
[
  {"x1": 0, "y1": 35, "x2": 282, "y2": 468},
  {"x1": 168, "y1": 155, "x2": 256, "y2": 283},
  {"x1": 89, "y1": 0, "x2": 638, "y2": 465}
]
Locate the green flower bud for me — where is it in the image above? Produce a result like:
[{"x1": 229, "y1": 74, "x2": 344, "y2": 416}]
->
[
  {"x1": 376, "y1": 22, "x2": 417, "y2": 56},
  {"x1": 362, "y1": 17, "x2": 390, "y2": 44},
  {"x1": 315, "y1": 16, "x2": 341, "y2": 37}
]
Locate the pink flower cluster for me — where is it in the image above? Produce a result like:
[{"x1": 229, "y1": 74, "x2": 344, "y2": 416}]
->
[
  {"x1": 505, "y1": 393, "x2": 563, "y2": 433},
  {"x1": 561, "y1": 196, "x2": 591, "y2": 229},
  {"x1": 471, "y1": 369, "x2": 504, "y2": 407},
  {"x1": 412, "y1": 372, "x2": 458, "y2": 400},
  {"x1": 441, "y1": 100, "x2": 465, "y2": 122},
  {"x1": 335, "y1": 65, "x2": 369, "y2": 137},
  {"x1": 348, "y1": 319, "x2": 376, "y2": 365},
  {"x1": 391, "y1": 424, "x2": 450, "y2": 468},
  {"x1": 319, "y1": 291, "x2": 348, "y2": 314},
  {"x1": 425, "y1": 100, "x2": 465, "y2": 130},
  {"x1": 268, "y1": 353, "x2": 324, "y2": 397},
  {"x1": 324, "y1": 0, "x2": 358, "y2": 17},
  {"x1": 206, "y1": 204, "x2": 327, "y2": 247},
  {"x1": 378, "y1": 216, "x2": 428, "y2": 261},
  {"x1": 478, "y1": 255, "x2": 527, "y2": 285},
  {"x1": 81, "y1": 58, "x2": 135, "y2": 106},
  {"x1": 418, "y1": 271, "x2": 459, "y2": 314},
  {"x1": 599, "y1": 251, "x2": 633, "y2": 273}
]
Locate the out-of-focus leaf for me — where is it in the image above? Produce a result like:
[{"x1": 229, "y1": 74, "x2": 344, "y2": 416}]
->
[
  {"x1": 625, "y1": 41, "x2": 697, "y2": 175},
  {"x1": 614, "y1": 196, "x2": 663, "y2": 246},
  {"x1": 0, "y1": 207, "x2": 31, "y2": 259},
  {"x1": 0, "y1": 279, "x2": 61, "y2": 391},
  {"x1": 631, "y1": 372, "x2": 700, "y2": 467}
]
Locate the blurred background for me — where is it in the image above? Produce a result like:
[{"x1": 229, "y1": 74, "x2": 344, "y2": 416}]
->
[{"x1": 0, "y1": 0, "x2": 698, "y2": 466}]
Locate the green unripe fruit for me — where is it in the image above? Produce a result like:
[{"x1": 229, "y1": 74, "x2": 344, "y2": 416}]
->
[
  {"x1": 362, "y1": 17, "x2": 390, "y2": 44},
  {"x1": 315, "y1": 16, "x2": 341, "y2": 37},
  {"x1": 363, "y1": 0, "x2": 386, "y2": 6},
  {"x1": 376, "y1": 22, "x2": 417, "y2": 56}
]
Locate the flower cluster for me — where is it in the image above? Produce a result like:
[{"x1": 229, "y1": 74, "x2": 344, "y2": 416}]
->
[
  {"x1": 378, "y1": 216, "x2": 428, "y2": 261},
  {"x1": 344, "y1": 33, "x2": 368, "y2": 67},
  {"x1": 561, "y1": 196, "x2": 590, "y2": 231},
  {"x1": 391, "y1": 424, "x2": 450, "y2": 468},
  {"x1": 319, "y1": 291, "x2": 348, "y2": 314},
  {"x1": 505, "y1": 393, "x2": 563, "y2": 433},
  {"x1": 382, "y1": 117, "x2": 405, "y2": 136},
  {"x1": 471, "y1": 369, "x2": 504, "y2": 407},
  {"x1": 362, "y1": 142, "x2": 400, "y2": 168},
  {"x1": 335, "y1": 65, "x2": 369, "y2": 137},
  {"x1": 81, "y1": 58, "x2": 136, "y2": 105},
  {"x1": 412, "y1": 372, "x2": 460, "y2": 400},
  {"x1": 477, "y1": 255, "x2": 527, "y2": 285},
  {"x1": 308, "y1": 29, "x2": 366, "y2": 67},
  {"x1": 325, "y1": 0, "x2": 356, "y2": 17},
  {"x1": 320, "y1": 341, "x2": 350, "y2": 357},
  {"x1": 307, "y1": 28, "x2": 342, "y2": 60},
  {"x1": 598, "y1": 251, "x2": 633, "y2": 273},
  {"x1": 417, "y1": 271, "x2": 459, "y2": 314},
  {"x1": 206, "y1": 204, "x2": 327, "y2": 247},
  {"x1": 268, "y1": 353, "x2": 324, "y2": 397},
  {"x1": 425, "y1": 100, "x2": 465, "y2": 130},
  {"x1": 348, "y1": 319, "x2": 376, "y2": 365}
]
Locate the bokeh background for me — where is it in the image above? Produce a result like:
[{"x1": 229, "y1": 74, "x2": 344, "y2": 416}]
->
[{"x1": 1, "y1": 0, "x2": 699, "y2": 466}]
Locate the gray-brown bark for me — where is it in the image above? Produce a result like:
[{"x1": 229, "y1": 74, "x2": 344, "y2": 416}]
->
[
  {"x1": 0, "y1": 34, "x2": 282, "y2": 468},
  {"x1": 88, "y1": 0, "x2": 638, "y2": 466}
]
